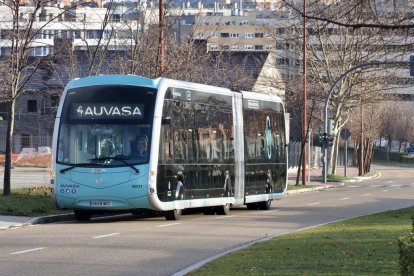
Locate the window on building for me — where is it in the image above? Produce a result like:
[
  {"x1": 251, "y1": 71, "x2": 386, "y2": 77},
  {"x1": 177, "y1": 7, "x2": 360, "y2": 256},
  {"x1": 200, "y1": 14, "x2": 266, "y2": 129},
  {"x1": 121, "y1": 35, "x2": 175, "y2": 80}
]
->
[
  {"x1": 230, "y1": 45, "x2": 239, "y2": 50},
  {"x1": 230, "y1": 33, "x2": 239, "y2": 38},
  {"x1": 245, "y1": 45, "x2": 254, "y2": 50},
  {"x1": 221, "y1": 33, "x2": 230, "y2": 38},
  {"x1": 39, "y1": 10, "x2": 47, "y2": 21},
  {"x1": 245, "y1": 33, "x2": 254, "y2": 38},
  {"x1": 27, "y1": 100, "x2": 38, "y2": 113},
  {"x1": 255, "y1": 45, "x2": 264, "y2": 50},
  {"x1": 255, "y1": 33, "x2": 264, "y2": 38},
  {"x1": 112, "y1": 14, "x2": 121, "y2": 22},
  {"x1": 209, "y1": 45, "x2": 218, "y2": 50},
  {"x1": 32, "y1": 46, "x2": 50, "y2": 56}
]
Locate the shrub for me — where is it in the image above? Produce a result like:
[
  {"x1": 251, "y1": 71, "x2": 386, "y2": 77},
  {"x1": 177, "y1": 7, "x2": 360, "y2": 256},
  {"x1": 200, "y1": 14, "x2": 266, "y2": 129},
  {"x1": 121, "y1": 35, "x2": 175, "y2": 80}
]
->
[{"x1": 399, "y1": 215, "x2": 414, "y2": 275}]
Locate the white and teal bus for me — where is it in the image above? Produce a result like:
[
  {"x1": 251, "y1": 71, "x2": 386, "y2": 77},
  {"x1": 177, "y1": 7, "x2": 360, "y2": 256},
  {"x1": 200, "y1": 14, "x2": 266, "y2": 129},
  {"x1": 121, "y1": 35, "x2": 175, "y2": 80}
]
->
[{"x1": 51, "y1": 75, "x2": 287, "y2": 221}]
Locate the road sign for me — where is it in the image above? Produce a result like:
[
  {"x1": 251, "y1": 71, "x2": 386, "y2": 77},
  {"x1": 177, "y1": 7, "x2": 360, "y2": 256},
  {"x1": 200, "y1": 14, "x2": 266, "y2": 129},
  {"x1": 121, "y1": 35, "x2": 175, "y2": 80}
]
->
[{"x1": 340, "y1": 128, "x2": 351, "y2": 140}]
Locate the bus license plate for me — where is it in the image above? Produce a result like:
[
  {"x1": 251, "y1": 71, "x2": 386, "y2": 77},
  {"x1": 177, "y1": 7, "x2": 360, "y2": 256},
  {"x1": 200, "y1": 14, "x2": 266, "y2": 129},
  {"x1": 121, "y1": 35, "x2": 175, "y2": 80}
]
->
[{"x1": 90, "y1": 201, "x2": 112, "y2": 206}]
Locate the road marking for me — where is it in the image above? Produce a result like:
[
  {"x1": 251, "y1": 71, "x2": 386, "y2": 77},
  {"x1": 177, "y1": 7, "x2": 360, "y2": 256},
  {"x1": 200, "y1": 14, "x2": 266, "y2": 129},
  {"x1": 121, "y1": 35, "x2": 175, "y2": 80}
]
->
[
  {"x1": 348, "y1": 185, "x2": 360, "y2": 188},
  {"x1": 10, "y1": 247, "x2": 45, "y2": 255},
  {"x1": 158, "y1": 223, "x2": 181, "y2": 227},
  {"x1": 215, "y1": 215, "x2": 237, "y2": 219},
  {"x1": 371, "y1": 184, "x2": 383, "y2": 187},
  {"x1": 362, "y1": 193, "x2": 371, "y2": 196},
  {"x1": 382, "y1": 190, "x2": 389, "y2": 192},
  {"x1": 390, "y1": 185, "x2": 402, "y2": 188},
  {"x1": 92, "y1": 233, "x2": 120, "y2": 239},
  {"x1": 308, "y1": 202, "x2": 320, "y2": 206},
  {"x1": 340, "y1": 197, "x2": 350, "y2": 201},
  {"x1": 264, "y1": 209, "x2": 280, "y2": 213}
]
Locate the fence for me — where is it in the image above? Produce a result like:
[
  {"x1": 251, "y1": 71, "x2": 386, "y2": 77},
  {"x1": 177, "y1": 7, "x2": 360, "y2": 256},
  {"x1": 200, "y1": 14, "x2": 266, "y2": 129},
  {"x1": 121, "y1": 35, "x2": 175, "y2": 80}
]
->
[
  {"x1": 0, "y1": 135, "x2": 52, "y2": 153},
  {"x1": 288, "y1": 141, "x2": 323, "y2": 171}
]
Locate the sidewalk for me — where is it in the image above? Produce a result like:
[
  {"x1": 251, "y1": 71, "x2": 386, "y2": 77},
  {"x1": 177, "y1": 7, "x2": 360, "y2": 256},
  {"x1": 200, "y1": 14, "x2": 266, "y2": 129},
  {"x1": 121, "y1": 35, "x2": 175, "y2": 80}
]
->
[
  {"x1": 1, "y1": 166, "x2": 379, "y2": 230},
  {"x1": 288, "y1": 166, "x2": 377, "y2": 185}
]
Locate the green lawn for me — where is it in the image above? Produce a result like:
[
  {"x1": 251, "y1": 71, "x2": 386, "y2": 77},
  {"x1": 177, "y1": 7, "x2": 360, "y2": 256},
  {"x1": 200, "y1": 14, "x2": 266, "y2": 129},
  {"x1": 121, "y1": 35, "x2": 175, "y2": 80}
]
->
[
  {"x1": 0, "y1": 188, "x2": 66, "y2": 216},
  {"x1": 189, "y1": 207, "x2": 414, "y2": 275}
]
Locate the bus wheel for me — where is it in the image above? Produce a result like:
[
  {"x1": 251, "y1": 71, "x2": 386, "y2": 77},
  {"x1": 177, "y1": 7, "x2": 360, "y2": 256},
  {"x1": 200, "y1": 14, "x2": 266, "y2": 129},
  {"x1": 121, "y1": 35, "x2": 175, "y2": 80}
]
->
[
  {"x1": 246, "y1": 203, "x2": 258, "y2": 210},
  {"x1": 258, "y1": 200, "x2": 272, "y2": 210},
  {"x1": 215, "y1": 203, "x2": 230, "y2": 215},
  {"x1": 74, "y1": 210, "x2": 91, "y2": 221},
  {"x1": 164, "y1": 209, "x2": 182, "y2": 220}
]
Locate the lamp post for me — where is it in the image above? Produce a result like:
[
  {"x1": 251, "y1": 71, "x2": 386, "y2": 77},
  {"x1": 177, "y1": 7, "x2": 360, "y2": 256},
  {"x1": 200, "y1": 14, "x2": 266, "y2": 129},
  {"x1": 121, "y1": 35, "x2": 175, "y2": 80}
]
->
[
  {"x1": 302, "y1": 0, "x2": 307, "y2": 185},
  {"x1": 322, "y1": 60, "x2": 411, "y2": 183},
  {"x1": 159, "y1": 0, "x2": 165, "y2": 76}
]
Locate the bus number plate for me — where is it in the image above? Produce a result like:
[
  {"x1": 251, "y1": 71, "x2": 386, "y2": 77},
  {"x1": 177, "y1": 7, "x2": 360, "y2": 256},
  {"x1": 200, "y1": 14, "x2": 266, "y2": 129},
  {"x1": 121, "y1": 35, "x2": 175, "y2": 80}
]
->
[{"x1": 90, "y1": 201, "x2": 112, "y2": 206}]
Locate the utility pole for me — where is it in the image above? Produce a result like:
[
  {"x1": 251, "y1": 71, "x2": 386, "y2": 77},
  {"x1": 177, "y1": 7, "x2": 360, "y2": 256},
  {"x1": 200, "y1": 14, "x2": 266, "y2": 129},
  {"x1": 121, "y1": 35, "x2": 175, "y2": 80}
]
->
[
  {"x1": 359, "y1": 104, "x2": 364, "y2": 176},
  {"x1": 302, "y1": 0, "x2": 307, "y2": 185},
  {"x1": 159, "y1": 0, "x2": 165, "y2": 76}
]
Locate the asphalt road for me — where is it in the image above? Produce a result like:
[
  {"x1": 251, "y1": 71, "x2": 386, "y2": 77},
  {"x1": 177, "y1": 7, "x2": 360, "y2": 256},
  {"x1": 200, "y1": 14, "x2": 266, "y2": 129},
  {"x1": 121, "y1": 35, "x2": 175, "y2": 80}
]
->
[{"x1": 0, "y1": 165, "x2": 413, "y2": 276}]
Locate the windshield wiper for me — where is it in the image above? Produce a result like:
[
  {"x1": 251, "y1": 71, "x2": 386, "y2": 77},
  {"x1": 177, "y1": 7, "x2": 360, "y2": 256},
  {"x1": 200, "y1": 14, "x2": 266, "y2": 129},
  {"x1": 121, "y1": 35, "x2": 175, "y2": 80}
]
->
[
  {"x1": 89, "y1": 157, "x2": 140, "y2": 174},
  {"x1": 60, "y1": 163, "x2": 96, "y2": 174}
]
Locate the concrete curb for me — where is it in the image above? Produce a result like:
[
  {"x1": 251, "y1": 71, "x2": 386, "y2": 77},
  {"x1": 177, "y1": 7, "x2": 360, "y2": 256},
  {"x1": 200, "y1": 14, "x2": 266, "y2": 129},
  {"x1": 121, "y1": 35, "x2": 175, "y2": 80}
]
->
[{"x1": 26, "y1": 213, "x2": 74, "y2": 226}]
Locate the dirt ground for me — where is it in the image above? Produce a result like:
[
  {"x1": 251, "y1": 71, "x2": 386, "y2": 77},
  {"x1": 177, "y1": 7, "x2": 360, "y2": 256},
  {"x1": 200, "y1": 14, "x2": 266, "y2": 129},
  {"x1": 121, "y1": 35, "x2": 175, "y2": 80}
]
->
[{"x1": 0, "y1": 154, "x2": 51, "y2": 168}]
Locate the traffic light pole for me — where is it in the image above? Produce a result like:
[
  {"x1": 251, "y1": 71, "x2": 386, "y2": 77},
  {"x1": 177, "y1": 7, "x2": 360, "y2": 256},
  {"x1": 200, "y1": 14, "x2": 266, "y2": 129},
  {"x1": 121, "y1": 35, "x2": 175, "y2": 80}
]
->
[{"x1": 322, "y1": 60, "x2": 411, "y2": 183}]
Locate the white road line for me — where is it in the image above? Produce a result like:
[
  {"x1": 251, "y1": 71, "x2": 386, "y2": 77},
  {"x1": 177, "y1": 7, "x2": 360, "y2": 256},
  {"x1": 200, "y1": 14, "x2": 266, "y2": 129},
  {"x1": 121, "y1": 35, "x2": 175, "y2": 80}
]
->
[
  {"x1": 383, "y1": 190, "x2": 389, "y2": 192},
  {"x1": 348, "y1": 185, "x2": 360, "y2": 188},
  {"x1": 362, "y1": 193, "x2": 371, "y2": 196},
  {"x1": 215, "y1": 215, "x2": 237, "y2": 219},
  {"x1": 10, "y1": 247, "x2": 45, "y2": 255},
  {"x1": 308, "y1": 202, "x2": 320, "y2": 206},
  {"x1": 92, "y1": 233, "x2": 120, "y2": 239},
  {"x1": 390, "y1": 185, "x2": 402, "y2": 188},
  {"x1": 340, "y1": 197, "x2": 350, "y2": 201},
  {"x1": 158, "y1": 223, "x2": 181, "y2": 227},
  {"x1": 264, "y1": 209, "x2": 280, "y2": 213}
]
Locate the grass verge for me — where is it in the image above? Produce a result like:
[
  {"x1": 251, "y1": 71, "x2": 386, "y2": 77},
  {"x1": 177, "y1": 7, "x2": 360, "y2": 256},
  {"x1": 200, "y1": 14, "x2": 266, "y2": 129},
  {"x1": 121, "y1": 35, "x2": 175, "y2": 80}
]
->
[
  {"x1": 189, "y1": 207, "x2": 414, "y2": 275},
  {"x1": 0, "y1": 188, "x2": 66, "y2": 216}
]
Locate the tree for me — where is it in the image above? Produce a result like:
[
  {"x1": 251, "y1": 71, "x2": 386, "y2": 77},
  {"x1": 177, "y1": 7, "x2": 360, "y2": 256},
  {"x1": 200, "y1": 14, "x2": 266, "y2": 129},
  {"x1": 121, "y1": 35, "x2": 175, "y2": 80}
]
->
[
  {"x1": 275, "y1": 0, "x2": 413, "y2": 175},
  {"x1": 0, "y1": 1, "x2": 80, "y2": 196}
]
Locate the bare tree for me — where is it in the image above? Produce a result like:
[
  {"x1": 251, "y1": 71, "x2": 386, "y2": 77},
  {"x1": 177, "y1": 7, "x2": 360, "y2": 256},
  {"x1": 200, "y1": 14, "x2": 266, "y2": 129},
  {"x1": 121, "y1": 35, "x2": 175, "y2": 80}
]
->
[
  {"x1": 0, "y1": 1, "x2": 85, "y2": 195},
  {"x1": 274, "y1": 0, "x2": 412, "y2": 175},
  {"x1": 282, "y1": 0, "x2": 414, "y2": 30}
]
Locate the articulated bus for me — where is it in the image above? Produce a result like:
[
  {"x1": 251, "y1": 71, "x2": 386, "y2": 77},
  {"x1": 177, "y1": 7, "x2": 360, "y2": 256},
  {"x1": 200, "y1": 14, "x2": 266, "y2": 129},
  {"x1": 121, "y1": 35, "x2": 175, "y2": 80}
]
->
[{"x1": 51, "y1": 75, "x2": 287, "y2": 221}]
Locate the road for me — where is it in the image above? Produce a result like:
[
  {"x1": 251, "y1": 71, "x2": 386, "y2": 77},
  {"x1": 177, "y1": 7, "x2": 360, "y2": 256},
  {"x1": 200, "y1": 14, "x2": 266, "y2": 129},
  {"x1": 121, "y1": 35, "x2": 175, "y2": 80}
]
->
[{"x1": 0, "y1": 165, "x2": 413, "y2": 276}]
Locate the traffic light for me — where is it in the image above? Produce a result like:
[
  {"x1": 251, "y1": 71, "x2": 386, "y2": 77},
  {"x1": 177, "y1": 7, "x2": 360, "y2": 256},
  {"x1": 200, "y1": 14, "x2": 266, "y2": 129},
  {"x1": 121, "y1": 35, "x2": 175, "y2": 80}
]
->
[{"x1": 318, "y1": 133, "x2": 334, "y2": 148}]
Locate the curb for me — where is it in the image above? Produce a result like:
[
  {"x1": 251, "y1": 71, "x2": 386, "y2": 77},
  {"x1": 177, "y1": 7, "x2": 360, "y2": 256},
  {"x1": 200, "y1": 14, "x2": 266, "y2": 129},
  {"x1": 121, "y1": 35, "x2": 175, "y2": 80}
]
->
[{"x1": 26, "y1": 213, "x2": 74, "y2": 225}]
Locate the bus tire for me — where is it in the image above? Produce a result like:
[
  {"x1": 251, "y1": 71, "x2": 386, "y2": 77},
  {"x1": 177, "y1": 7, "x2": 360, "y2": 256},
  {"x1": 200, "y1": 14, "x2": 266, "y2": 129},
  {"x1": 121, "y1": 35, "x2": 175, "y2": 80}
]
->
[
  {"x1": 215, "y1": 203, "x2": 230, "y2": 215},
  {"x1": 164, "y1": 209, "x2": 182, "y2": 220},
  {"x1": 74, "y1": 210, "x2": 91, "y2": 221},
  {"x1": 258, "y1": 199, "x2": 272, "y2": 210}
]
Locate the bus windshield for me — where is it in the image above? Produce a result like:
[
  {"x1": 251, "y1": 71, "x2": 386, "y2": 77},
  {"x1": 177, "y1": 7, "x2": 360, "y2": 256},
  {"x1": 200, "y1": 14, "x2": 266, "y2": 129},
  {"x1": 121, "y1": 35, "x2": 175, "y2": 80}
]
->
[{"x1": 57, "y1": 85, "x2": 157, "y2": 167}]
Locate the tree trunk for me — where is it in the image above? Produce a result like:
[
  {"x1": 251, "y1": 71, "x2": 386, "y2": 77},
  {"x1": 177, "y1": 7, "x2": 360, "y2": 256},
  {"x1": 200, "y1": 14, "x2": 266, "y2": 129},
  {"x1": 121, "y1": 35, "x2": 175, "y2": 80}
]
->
[{"x1": 3, "y1": 100, "x2": 15, "y2": 196}]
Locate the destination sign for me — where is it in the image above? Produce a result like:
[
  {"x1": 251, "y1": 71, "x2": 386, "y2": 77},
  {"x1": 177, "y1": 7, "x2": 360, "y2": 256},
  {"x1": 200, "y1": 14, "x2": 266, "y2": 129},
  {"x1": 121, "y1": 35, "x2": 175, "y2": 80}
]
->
[{"x1": 69, "y1": 103, "x2": 144, "y2": 119}]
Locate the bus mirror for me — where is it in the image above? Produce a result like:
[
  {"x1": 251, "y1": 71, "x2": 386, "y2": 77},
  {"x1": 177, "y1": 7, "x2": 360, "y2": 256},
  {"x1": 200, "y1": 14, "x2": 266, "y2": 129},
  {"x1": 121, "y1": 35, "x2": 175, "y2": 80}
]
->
[{"x1": 162, "y1": 117, "x2": 171, "y2": 125}]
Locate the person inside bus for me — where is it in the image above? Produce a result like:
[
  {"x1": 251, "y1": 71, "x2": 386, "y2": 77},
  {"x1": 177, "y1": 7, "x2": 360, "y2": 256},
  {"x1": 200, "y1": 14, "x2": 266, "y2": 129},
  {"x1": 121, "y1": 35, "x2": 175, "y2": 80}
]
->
[{"x1": 131, "y1": 136, "x2": 148, "y2": 158}]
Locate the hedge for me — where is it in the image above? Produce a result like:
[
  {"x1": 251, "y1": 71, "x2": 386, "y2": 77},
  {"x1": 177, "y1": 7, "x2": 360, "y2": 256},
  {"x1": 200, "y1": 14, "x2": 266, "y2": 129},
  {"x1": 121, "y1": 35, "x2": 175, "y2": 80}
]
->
[{"x1": 399, "y1": 215, "x2": 414, "y2": 275}]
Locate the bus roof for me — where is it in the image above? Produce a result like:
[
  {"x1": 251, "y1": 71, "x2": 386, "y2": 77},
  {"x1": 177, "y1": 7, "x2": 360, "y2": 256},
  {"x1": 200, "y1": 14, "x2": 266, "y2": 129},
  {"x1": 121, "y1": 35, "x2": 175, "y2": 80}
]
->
[
  {"x1": 241, "y1": 90, "x2": 284, "y2": 104},
  {"x1": 67, "y1": 74, "x2": 159, "y2": 89}
]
